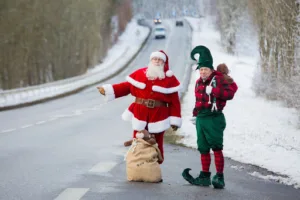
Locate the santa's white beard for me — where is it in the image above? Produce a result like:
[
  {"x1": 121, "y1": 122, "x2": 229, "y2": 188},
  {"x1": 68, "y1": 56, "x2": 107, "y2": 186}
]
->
[{"x1": 146, "y1": 62, "x2": 165, "y2": 80}]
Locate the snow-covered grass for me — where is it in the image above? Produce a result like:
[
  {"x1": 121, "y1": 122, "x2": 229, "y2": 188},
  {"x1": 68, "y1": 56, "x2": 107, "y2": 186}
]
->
[
  {"x1": 0, "y1": 20, "x2": 150, "y2": 109},
  {"x1": 178, "y1": 17, "x2": 300, "y2": 188}
]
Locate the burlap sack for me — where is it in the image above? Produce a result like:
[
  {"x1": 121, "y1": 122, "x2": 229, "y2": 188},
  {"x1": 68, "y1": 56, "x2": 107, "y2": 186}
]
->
[{"x1": 125, "y1": 138, "x2": 163, "y2": 183}]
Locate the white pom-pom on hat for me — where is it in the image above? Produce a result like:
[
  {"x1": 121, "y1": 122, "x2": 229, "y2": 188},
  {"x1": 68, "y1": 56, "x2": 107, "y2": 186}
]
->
[
  {"x1": 150, "y1": 51, "x2": 166, "y2": 62},
  {"x1": 194, "y1": 53, "x2": 200, "y2": 61},
  {"x1": 166, "y1": 70, "x2": 173, "y2": 77}
]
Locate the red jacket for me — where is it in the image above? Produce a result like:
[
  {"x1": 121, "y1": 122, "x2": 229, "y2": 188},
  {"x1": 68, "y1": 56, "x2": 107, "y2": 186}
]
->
[
  {"x1": 193, "y1": 71, "x2": 238, "y2": 116},
  {"x1": 102, "y1": 67, "x2": 181, "y2": 133}
]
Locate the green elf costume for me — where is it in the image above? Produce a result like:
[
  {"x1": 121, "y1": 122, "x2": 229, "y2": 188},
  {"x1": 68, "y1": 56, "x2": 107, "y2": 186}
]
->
[{"x1": 182, "y1": 46, "x2": 237, "y2": 189}]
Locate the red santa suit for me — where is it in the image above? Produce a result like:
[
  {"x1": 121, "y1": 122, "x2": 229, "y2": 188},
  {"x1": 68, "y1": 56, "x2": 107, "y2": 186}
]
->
[{"x1": 102, "y1": 51, "x2": 181, "y2": 163}]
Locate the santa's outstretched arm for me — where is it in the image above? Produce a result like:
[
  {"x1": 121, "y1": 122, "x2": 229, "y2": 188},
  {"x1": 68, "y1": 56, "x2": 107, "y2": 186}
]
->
[{"x1": 100, "y1": 81, "x2": 131, "y2": 102}]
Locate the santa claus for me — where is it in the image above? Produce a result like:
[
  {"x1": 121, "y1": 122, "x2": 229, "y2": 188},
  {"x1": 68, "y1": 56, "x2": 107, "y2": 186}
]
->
[{"x1": 97, "y1": 50, "x2": 182, "y2": 163}]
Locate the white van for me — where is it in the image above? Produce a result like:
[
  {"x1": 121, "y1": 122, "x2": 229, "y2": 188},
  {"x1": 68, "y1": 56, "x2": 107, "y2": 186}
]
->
[{"x1": 154, "y1": 26, "x2": 166, "y2": 39}]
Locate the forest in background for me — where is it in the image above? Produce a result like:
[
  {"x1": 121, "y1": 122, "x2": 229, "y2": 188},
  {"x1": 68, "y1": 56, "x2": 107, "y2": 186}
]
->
[
  {"x1": 202, "y1": 0, "x2": 300, "y2": 112},
  {"x1": 0, "y1": 0, "x2": 132, "y2": 90}
]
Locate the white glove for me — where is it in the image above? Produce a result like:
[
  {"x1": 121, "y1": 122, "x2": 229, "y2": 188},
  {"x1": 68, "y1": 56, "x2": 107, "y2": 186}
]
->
[
  {"x1": 206, "y1": 85, "x2": 213, "y2": 95},
  {"x1": 190, "y1": 117, "x2": 196, "y2": 125}
]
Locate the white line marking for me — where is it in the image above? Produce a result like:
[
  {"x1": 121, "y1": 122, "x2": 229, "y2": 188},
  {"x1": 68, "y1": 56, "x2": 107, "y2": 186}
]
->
[
  {"x1": 54, "y1": 188, "x2": 89, "y2": 200},
  {"x1": 48, "y1": 118, "x2": 58, "y2": 121},
  {"x1": 82, "y1": 107, "x2": 99, "y2": 112},
  {"x1": 74, "y1": 110, "x2": 83, "y2": 115},
  {"x1": 89, "y1": 161, "x2": 117, "y2": 173},
  {"x1": 21, "y1": 124, "x2": 33, "y2": 129},
  {"x1": 1, "y1": 129, "x2": 16, "y2": 133},
  {"x1": 36, "y1": 121, "x2": 46, "y2": 125}
]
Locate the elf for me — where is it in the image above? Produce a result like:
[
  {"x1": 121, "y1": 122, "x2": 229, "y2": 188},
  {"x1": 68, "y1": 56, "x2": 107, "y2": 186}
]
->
[{"x1": 182, "y1": 45, "x2": 238, "y2": 189}]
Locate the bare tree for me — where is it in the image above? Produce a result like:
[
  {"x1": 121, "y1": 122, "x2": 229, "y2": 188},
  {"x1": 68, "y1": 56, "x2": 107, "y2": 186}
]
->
[
  {"x1": 214, "y1": 0, "x2": 248, "y2": 54},
  {"x1": 248, "y1": 0, "x2": 299, "y2": 107}
]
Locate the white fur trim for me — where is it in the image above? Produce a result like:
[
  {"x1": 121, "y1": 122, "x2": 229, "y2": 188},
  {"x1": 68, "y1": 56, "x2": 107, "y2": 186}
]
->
[
  {"x1": 169, "y1": 116, "x2": 182, "y2": 127},
  {"x1": 122, "y1": 109, "x2": 147, "y2": 131},
  {"x1": 166, "y1": 70, "x2": 173, "y2": 77},
  {"x1": 102, "y1": 84, "x2": 115, "y2": 102},
  {"x1": 126, "y1": 76, "x2": 146, "y2": 89},
  {"x1": 132, "y1": 117, "x2": 147, "y2": 131},
  {"x1": 150, "y1": 52, "x2": 166, "y2": 62},
  {"x1": 122, "y1": 109, "x2": 133, "y2": 121},
  {"x1": 152, "y1": 84, "x2": 181, "y2": 94},
  {"x1": 148, "y1": 118, "x2": 170, "y2": 133}
]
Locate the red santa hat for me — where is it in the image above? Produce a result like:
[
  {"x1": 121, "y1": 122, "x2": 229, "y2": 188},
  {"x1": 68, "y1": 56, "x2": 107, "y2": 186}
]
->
[{"x1": 150, "y1": 50, "x2": 174, "y2": 77}]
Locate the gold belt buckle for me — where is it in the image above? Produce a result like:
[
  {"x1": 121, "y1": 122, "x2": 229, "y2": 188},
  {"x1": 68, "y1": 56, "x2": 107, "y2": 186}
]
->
[{"x1": 146, "y1": 99, "x2": 155, "y2": 108}]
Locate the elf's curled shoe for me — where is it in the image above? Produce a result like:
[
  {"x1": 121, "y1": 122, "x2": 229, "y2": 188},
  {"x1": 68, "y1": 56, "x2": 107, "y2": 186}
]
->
[
  {"x1": 193, "y1": 171, "x2": 211, "y2": 186},
  {"x1": 182, "y1": 168, "x2": 196, "y2": 184},
  {"x1": 212, "y1": 173, "x2": 225, "y2": 189}
]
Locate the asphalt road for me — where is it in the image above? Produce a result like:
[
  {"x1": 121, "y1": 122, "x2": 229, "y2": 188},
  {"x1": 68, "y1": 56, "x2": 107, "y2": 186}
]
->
[{"x1": 0, "y1": 19, "x2": 299, "y2": 200}]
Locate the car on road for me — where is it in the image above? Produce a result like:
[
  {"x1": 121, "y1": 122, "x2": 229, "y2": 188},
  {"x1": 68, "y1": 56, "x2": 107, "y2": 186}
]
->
[
  {"x1": 176, "y1": 20, "x2": 184, "y2": 26},
  {"x1": 154, "y1": 25, "x2": 166, "y2": 39},
  {"x1": 153, "y1": 18, "x2": 162, "y2": 24}
]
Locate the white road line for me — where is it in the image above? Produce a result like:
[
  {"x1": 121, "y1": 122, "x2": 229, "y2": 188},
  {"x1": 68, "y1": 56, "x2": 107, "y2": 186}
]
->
[
  {"x1": 89, "y1": 161, "x2": 117, "y2": 174},
  {"x1": 48, "y1": 118, "x2": 58, "y2": 121},
  {"x1": 21, "y1": 124, "x2": 33, "y2": 129},
  {"x1": 82, "y1": 107, "x2": 99, "y2": 112},
  {"x1": 36, "y1": 121, "x2": 46, "y2": 125},
  {"x1": 54, "y1": 188, "x2": 89, "y2": 200},
  {"x1": 1, "y1": 129, "x2": 16, "y2": 133},
  {"x1": 74, "y1": 110, "x2": 83, "y2": 115}
]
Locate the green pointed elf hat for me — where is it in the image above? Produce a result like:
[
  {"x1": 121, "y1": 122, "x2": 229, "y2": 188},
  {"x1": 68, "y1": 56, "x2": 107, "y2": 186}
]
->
[{"x1": 190, "y1": 45, "x2": 214, "y2": 70}]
